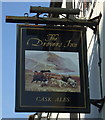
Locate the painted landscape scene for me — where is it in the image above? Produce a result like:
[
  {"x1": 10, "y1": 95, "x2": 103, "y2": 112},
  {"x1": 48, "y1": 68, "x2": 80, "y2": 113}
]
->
[{"x1": 25, "y1": 50, "x2": 80, "y2": 92}]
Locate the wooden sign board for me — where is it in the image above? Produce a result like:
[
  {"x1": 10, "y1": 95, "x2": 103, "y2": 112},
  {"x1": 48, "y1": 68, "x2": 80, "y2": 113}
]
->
[{"x1": 15, "y1": 25, "x2": 90, "y2": 113}]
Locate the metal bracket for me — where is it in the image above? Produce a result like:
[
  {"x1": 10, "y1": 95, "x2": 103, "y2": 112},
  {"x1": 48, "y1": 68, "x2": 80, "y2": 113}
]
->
[
  {"x1": 88, "y1": 12, "x2": 102, "y2": 33},
  {"x1": 6, "y1": 12, "x2": 102, "y2": 33},
  {"x1": 90, "y1": 96, "x2": 105, "y2": 112}
]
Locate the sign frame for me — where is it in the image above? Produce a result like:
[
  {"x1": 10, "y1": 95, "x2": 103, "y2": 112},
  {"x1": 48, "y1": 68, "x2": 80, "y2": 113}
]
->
[{"x1": 15, "y1": 24, "x2": 90, "y2": 113}]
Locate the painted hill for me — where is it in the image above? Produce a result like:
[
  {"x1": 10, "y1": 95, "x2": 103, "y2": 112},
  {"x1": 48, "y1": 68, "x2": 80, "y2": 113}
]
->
[{"x1": 25, "y1": 51, "x2": 78, "y2": 74}]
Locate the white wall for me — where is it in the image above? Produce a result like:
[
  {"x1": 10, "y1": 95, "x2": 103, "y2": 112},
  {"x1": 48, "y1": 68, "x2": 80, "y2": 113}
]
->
[
  {"x1": 85, "y1": 1, "x2": 105, "y2": 119},
  {"x1": 101, "y1": 1, "x2": 105, "y2": 119}
]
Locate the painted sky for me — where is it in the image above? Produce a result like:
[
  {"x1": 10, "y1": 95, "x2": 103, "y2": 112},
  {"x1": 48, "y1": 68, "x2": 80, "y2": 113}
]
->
[{"x1": 25, "y1": 50, "x2": 80, "y2": 75}]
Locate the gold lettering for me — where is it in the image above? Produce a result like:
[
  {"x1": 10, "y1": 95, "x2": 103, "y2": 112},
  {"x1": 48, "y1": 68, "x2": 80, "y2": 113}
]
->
[
  {"x1": 27, "y1": 38, "x2": 77, "y2": 48},
  {"x1": 44, "y1": 42, "x2": 53, "y2": 47},
  {"x1": 32, "y1": 38, "x2": 43, "y2": 46},
  {"x1": 27, "y1": 38, "x2": 43, "y2": 46},
  {"x1": 47, "y1": 34, "x2": 59, "y2": 41},
  {"x1": 35, "y1": 97, "x2": 52, "y2": 102},
  {"x1": 43, "y1": 42, "x2": 62, "y2": 47},
  {"x1": 35, "y1": 97, "x2": 70, "y2": 103},
  {"x1": 64, "y1": 40, "x2": 71, "y2": 47},
  {"x1": 55, "y1": 43, "x2": 62, "y2": 47},
  {"x1": 64, "y1": 40, "x2": 77, "y2": 48},
  {"x1": 36, "y1": 97, "x2": 40, "y2": 101},
  {"x1": 55, "y1": 97, "x2": 70, "y2": 102},
  {"x1": 70, "y1": 43, "x2": 78, "y2": 47}
]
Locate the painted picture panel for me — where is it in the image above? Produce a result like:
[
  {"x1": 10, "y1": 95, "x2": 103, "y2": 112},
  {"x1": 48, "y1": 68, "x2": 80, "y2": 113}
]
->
[
  {"x1": 16, "y1": 25, "x2": 90, "y2": 113},
  {"x1": 25, "y1": 51, "x2": 80, "y2": 92}
]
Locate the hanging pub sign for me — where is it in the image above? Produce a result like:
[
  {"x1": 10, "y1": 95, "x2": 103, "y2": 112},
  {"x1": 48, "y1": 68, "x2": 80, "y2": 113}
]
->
[{"x1": 15, "y1": 24, "x2": 90, "y2": 113}]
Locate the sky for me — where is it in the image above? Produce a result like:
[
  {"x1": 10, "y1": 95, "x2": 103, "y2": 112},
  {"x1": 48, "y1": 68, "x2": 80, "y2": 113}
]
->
[
  {"x1": 0, "y1": 1, "x2": 2, "y2": 119},
  {"x1": 1, "y1": 1, "x2": 50, "y2": 118}
]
